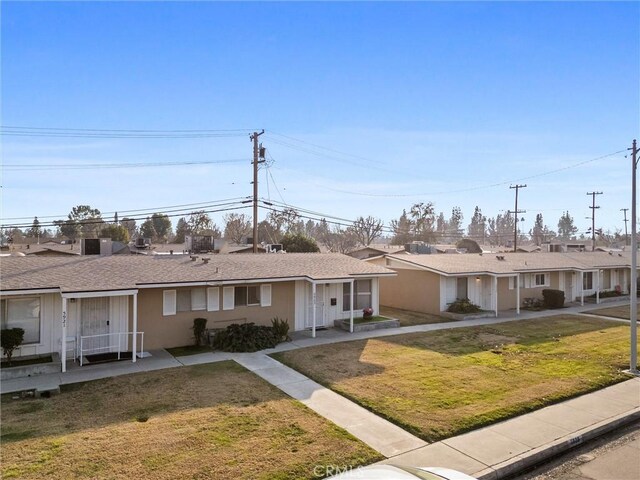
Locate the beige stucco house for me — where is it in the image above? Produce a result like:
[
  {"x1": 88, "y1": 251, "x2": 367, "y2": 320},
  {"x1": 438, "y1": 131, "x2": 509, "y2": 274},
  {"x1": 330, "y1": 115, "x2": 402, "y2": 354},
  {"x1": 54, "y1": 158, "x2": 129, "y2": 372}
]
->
[
  {"x1": 0, "y1": 253, "x2": 395, "y2": 372},
  {"x1": 366, "y1": 251, "x2": 635, "y2": 316}
]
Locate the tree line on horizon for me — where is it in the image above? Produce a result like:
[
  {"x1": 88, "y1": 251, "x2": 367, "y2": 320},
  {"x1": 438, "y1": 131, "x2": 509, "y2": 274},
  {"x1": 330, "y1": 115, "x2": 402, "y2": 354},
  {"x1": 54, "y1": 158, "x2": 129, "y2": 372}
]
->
[{"x1": 1, "y1": 202, "x2": 628, "y2": 252}]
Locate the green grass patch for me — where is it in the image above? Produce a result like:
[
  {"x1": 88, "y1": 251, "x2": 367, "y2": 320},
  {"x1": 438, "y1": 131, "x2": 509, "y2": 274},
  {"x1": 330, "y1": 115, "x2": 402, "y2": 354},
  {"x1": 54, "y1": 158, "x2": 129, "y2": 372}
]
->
[
  {"x1": 380, "y1": 306, "x2": 452, "y2": 326},
  {"x1": 585, "y1": 302, "x2": 637, "y2": 321},
  {"x1": 352, "y1": 315, "x2": 391, "y2": 324},
  {"x1": 165, "y1": 345, "x2": 213, "y2": 357},
  {"x1": 273, "y1": 315, "x2": 637, "y2": 443}
]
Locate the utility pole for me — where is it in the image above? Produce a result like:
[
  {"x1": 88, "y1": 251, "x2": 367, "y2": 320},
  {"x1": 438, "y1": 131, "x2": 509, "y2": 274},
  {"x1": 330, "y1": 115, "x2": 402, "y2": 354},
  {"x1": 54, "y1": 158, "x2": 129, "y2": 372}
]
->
[
  {"x1": 629, "y1": 139, "x2": 638, "y2": 374},
  {"x1": 250, "y1": 130, "x2": 265, "y2": 253},
  {"x1": 621, "y1": 208, "x2": 629, "y2": 246},
  {"x1": 587, "y1": 191, "x2": 603, "y2": 251},
  {"x1": 509, "y1": 184, "x2": 526, "y2": 252}
]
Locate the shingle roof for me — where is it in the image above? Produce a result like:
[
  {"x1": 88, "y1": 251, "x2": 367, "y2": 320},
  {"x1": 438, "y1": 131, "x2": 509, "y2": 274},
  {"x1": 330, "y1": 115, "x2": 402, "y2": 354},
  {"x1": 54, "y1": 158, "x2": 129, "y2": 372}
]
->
[
  {"x1": 0, "y1": 253, "x2": 395, "y2": 293},
  {"x1": 381, "y1": 251, "x2": 634, "y2": 275}
]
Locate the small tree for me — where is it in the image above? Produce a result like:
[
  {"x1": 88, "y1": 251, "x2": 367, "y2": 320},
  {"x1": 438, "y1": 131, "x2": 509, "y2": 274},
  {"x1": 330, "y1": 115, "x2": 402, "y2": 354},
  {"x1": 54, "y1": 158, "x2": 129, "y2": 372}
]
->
[
  {"x1": 1, "y1": 328, "x2": 25, "y2": 366},
  {"x1": 192, "y1": 318, "x2": 208, "y2": 347}
]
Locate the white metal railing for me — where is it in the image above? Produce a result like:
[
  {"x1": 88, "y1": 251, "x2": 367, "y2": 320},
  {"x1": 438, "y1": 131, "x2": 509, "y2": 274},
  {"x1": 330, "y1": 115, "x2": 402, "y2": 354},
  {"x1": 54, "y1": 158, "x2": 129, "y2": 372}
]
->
[
  {"x1": 78, "y1": 332, "x2": 144, "y2": 367},
  {"x1": 305, "y1": 304, "x2": 325, "y2": 328}
]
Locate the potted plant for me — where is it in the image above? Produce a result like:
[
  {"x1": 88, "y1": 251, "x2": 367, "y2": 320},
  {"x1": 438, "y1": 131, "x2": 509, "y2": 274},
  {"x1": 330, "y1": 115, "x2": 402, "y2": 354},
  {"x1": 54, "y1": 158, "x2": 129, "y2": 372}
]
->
[{"x1": 362, "y1": 307, "x2": 374, "y2": 319}]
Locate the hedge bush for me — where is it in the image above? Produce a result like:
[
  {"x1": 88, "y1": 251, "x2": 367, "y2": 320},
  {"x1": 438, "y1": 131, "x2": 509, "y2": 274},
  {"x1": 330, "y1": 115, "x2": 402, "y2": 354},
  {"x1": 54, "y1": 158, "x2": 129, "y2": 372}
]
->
[
  {"x1": 212, "y1": 323, "x2": 279, "y2": 352},
  {"x1": 447, "y1": 298, "x2": 482, "y2": 314},
  {"x1": 542, "y1": 289, "x2": 565, "y2": 309}
]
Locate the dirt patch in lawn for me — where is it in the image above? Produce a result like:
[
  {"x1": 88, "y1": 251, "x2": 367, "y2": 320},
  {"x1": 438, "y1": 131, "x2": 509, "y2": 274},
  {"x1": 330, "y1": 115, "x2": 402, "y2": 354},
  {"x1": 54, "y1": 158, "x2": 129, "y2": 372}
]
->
[
  {"x1": 1, "y1": 361, "x2": 381, "y2": 480},
  {"x1": 273, "y1": 315, "x2": 636, "y2": 442}
]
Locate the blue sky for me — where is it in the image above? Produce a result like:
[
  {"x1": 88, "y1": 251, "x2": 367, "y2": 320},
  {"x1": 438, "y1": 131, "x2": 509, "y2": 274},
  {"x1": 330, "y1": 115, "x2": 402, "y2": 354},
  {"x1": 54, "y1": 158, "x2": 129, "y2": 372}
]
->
[{"x1": 2, "y1": 1, "x2": 639, "y2": 237}]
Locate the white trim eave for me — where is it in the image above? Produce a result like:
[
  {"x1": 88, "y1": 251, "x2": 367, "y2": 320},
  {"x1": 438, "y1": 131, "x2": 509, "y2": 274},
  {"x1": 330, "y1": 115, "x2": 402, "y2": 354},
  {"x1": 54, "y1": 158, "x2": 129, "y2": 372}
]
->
[
  {"x1": 140, "y1": 277, "x2": 306, "y2": 289},
  {"x1": 62, "y1": 289, "x2": 139, "y2": 299},
  {"x1": 1, "y1": 288, "x2": 61, "y2": 296}
]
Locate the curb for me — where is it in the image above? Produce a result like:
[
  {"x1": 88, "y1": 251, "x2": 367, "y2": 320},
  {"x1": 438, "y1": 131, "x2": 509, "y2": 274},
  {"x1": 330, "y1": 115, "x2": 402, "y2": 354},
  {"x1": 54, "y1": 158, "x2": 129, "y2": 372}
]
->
[{"x1": 475, "y1": 408, "x2": 640, "y2": 480}]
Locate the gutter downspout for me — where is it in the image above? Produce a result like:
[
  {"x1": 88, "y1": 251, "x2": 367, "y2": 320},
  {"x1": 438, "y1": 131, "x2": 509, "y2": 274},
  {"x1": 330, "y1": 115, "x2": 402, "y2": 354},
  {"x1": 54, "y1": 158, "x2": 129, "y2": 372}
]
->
[
  {"x1": 312, "y1": 282, "x2": 317, "y2": 339},
  {"x1": 350, "y1": 279, "x2": 355, "y2": 333},
  {"x1": 132, "y1": 293, "x2": 138, "y2": 363},
  {"x1": 61, "y1": 297, "x2": 67, "y2": 373},
  {"x1": 516, "y1": 274, "x2": 520, "y2": 315}
]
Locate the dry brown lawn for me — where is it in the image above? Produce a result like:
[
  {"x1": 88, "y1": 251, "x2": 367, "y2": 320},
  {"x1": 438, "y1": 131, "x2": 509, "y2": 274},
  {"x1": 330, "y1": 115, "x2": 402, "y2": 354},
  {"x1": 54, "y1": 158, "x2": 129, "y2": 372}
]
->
[
  {"x1": 380, "y1": 306, "x2": 452, "y2": 326},
  {"x1": 585, "y1": 302, "x2": 638, "y2": 321},
  {"x1": 273, "y1": 315, "x2": 636, "y2": 442},
  {"x1": 1, "y1": 361, "x2": 381, "y2": 480}
]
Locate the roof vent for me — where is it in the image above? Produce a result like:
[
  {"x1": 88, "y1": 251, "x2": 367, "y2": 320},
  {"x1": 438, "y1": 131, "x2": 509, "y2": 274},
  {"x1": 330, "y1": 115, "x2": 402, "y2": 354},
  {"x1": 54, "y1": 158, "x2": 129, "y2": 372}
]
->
[
  {"x1": 608, "y1": 251, "x2": 613, "y2": 255},
  {"x1": 190, "y1": 255, "x2": 198, "y2": 261},
  {"x1": 496, "y1": 255, "x2": 505, "y2": 261},
  {"x1": 618, "y1": 253, "x2": 622, "y2": 257},
  {"x1": 202, "y1": 257, "x2": 210, "y2": 264}
]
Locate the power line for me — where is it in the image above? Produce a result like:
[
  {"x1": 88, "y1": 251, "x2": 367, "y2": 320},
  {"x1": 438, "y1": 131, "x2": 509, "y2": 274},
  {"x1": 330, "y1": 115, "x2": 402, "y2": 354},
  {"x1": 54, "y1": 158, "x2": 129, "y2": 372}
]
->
[
  {"x1": 2, "y1": 158, "x2": 250, "y2": 171},
  {"x1": 1, "y1": 201, "x2": 252, "y2": 229},
  {"x1": 2, "y1": 204, "x2": 251, "y2": 230},
  {"x1": 298, "y1": 149, "x2": 627, "y2": 198},
  {"x1": 0, "y1": 125, "x2": 253, "y2": 139},
  {"x1": 0, "y1": 197, "x2": 250, "y2": 222}
]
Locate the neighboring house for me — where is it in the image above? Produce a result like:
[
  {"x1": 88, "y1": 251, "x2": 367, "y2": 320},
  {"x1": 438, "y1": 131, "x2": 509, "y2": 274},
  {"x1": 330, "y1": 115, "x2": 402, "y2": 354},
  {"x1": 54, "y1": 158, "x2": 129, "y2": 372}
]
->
[
  {"x1": 366, "y1": 251, "x2": 635, "y2": 317},
  {"x1": 0, "y1": 253, "x2": 394, "y2": 372},
  {"x1": 347, "y1": 244, "x2": 405, "y2": 260}
]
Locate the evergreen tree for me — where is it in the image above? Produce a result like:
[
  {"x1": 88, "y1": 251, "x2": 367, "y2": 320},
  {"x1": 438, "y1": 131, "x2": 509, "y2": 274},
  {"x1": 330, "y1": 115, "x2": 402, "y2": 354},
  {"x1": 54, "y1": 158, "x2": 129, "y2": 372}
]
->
[
  {"x1": 27, "y1": 217, "x2": 42, "y2": 239},
  {"x1": 467, "y1": 206, "x2": 486, "y2": 242},
  {"x1": 557, "y1": 211, "x2": 578, "y2": 240},
  {"x1": 391, "y1": 209, "x2": 413, "y2": 245}
]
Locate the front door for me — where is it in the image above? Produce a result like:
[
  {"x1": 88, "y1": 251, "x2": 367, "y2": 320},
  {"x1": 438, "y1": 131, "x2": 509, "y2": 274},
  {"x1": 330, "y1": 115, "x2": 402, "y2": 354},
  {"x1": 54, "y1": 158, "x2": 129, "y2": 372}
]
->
[
  {"x1": 80, "y1": 297, "x2": 110, "y2": 354},
  {"x1": 564, "y1": 272, "x2": 574, "y2": 302},
  {"x1": 305, "y1": 285, "x2": 326, "y2": 328}
]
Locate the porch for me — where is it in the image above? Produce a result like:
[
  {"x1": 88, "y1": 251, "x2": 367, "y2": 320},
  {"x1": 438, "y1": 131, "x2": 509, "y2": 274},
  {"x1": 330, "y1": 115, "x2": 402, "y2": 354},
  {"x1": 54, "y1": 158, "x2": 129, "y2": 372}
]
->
[
  {"x1": 295, "y1": 277, "x2": 379, "y2": 338},
  {"x1": 60, "y1": 289, "x2": 145, "y2": 372}
]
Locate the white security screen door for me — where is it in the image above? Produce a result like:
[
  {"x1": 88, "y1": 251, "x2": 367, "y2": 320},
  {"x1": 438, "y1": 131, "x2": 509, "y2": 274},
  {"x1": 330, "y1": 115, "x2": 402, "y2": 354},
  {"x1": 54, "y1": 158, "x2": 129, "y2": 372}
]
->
[{"x1": 81, "y1": 297, "x2": 110, "y2": 354}]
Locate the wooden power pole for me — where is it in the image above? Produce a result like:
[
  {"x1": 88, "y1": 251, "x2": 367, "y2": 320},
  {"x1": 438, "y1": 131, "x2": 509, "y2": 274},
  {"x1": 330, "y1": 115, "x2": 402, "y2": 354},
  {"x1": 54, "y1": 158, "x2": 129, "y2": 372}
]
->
[
  {"x1": 250, "y1": 130, "x2": 265, "y2": 253},
  {"x1": 509, "y1": 184, "x2": 526, "y2": 252},
  {"x1": 587, "y1": 191, "x2": 603, "y2": 251}
]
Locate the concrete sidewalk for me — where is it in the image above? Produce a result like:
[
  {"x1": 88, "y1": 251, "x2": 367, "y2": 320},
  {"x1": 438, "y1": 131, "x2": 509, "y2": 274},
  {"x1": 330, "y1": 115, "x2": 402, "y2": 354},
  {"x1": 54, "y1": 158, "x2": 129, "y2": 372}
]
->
[
  {"x1": 233, "y1": 352, "x2": 428, "y2": 457},
  {"x1": 383, "y1": 378, "x2": 640, "y2": 480}
]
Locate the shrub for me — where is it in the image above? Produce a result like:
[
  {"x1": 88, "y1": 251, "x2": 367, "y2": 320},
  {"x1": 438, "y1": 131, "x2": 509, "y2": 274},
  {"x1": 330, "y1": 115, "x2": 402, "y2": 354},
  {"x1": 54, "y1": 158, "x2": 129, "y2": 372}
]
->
[
  {"x1": 447, "y1": 298, "x2": 482, "y2": 314},
  {"x1": 1, "y1": 328, "x2": 25, "y2": 366},
  {"x1": 522, "y1": 297, "x2": 544, "y2": 310},
  {"x1": 542, "y1": 289, "x2": 565, "y2": 309},
  {"x1": 192, "y1": 318, "x2": 208, "y2": 346},
  {"x1": 271, "y1": 317, "x2": 291, "y2": 343},
  {"x1": 281, "y1": 233, "x2": 320, "y2": 253},
  {"x1": 212, "y1": 323, "x2": 279, "y2": 352},
  {"x1": 589, "y1": 290, "x2": 622, "y2": 299}
]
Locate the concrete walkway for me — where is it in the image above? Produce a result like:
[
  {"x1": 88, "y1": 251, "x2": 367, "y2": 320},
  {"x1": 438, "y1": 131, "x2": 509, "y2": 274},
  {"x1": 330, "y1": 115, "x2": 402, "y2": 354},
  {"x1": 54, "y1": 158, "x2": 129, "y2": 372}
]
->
[{"x1": 233, "y1": 352, "x2": 427, "y2": 457}]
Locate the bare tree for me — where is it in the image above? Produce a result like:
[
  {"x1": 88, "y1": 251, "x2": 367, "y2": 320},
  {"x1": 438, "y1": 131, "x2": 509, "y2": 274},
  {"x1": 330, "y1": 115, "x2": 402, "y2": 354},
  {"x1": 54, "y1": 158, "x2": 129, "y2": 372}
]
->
[
  {"x1": 351, "y1": 216, "x2": 384, "y2": 246},
  {"x1": 322, "y1": 226, "x2": 359, "y2": 254},
  {"x1": 223, "y1": 213, "x2": 252, "y2": 244}
]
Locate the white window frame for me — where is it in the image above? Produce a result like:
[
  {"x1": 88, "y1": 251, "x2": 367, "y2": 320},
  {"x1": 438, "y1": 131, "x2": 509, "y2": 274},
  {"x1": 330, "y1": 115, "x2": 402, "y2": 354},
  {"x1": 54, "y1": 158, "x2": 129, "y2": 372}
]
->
[
  {"x1": 534, "y1": 273, "x2": 548, "y2": 287},
  {"x1": 176, "y1": 289, "x2": 191, "y2": 312},
  {"x1": 163, "y1": 290, "x2": 177, "y2": 316},
  {"x1": 191, "y1": 288, "x2": 207, "y2": 311},
  {"x1": 1, "y1": 297, "x2": 42, "y2": 345},
  {"x1": 583, "y1": 271, "x2": 594, "y2": 290}
]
